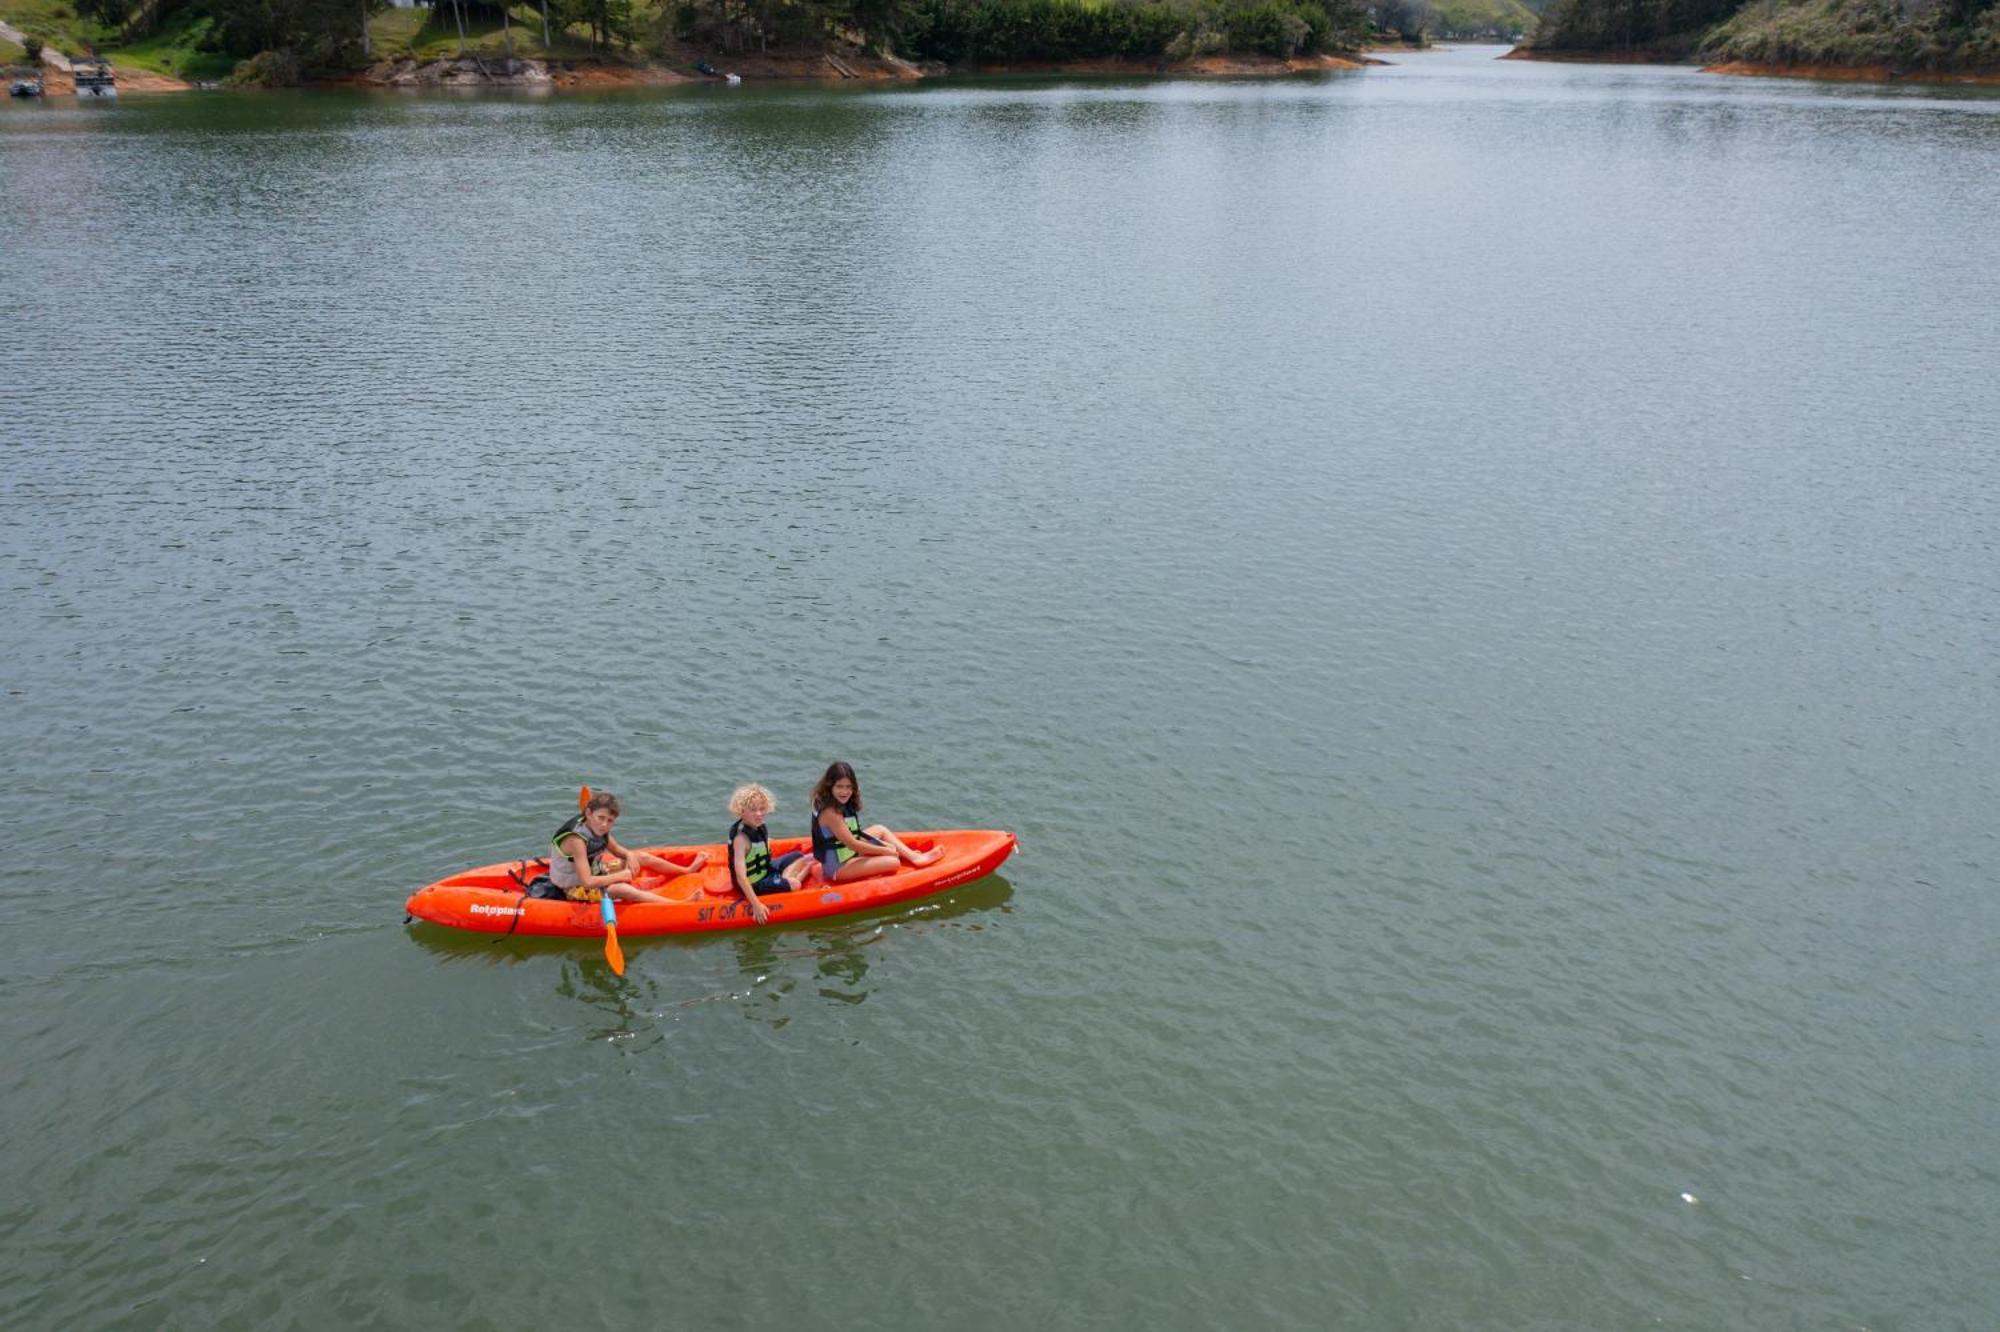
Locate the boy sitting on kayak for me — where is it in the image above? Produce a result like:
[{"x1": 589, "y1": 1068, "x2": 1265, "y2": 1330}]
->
[
  {"x1": 550, "y1": 791, "x2": 705, "y2": 905},
  {"x1": 726, "y1": 783, "x2": 816, "y2": 925}
]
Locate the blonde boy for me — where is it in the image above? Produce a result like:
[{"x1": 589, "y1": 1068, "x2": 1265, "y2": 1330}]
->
[{"x1": 727, "y1": 783, "x2": 815, "y2": 925}]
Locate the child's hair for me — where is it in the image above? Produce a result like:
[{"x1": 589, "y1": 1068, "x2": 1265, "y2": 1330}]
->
[
  {"x1": 584, "y1": 791, "x2": 621, "y2": 817},
  {"x1": 728, "y1": 783, "x2": 776, "y2": 818},
  {"x1": 810, "y1": 761, "x2": 861, "y2": 813}
]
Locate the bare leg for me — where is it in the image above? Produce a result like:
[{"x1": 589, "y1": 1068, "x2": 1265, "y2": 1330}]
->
[
  {"x1": 636, "y1": 850, "x2": 701, "y2": 878},
  {"x1": 865, "y1": 825, "x2": 940, "y2": 867},
  {"x1": 608, "y1": 883, "x2": 672, "y2": 905},
  {"x1": 832, "y1": 853, "x2": 901, "y2": 883}
]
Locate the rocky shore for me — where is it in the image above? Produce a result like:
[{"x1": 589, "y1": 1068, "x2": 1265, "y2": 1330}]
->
[
  {"x1": 1505, "y1": 45, "x2": 2000, "y2": 83},
  {"x1": 4, "y1": 42, "x2": 1378, "y2": 97},
  {"x1": 345, "y1": 48, "x2": 1368, "y2": 90},
  {"x1": 1700, "y1": 57, "x2": 2000, "y2": 82}
]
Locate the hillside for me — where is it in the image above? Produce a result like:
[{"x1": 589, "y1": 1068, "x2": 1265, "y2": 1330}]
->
[
  {"x1": 1525, "y1": 0, "x2": 1746, "y2": 56},
  {"x1": 1429, "y1": 0, "x2": 1540, "y2": 38},
  {"x1": 1702, "y1": 0, "x2": 2000, "y2": 71},
  {"x1": 1524, "y1": 0, "x2": 2000, "y2": 70}
]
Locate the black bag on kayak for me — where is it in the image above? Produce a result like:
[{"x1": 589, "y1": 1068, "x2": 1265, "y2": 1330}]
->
[{"x1": 509, "y1": 857, "x2": 568, "y2": 900}]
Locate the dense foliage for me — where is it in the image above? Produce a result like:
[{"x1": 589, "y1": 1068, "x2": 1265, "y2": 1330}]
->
[
  {"x1": 672, "y1": 0, "x2": 829, "y2": 51},
  {"x1": 894, "y1": 0, "x2": 1369, "y2": 62},
  {"x1": 211, "y1": 0, "x2": 380, "y2": 72},
  {"x1": 1421, "y1": 0, "x2": 1537, "y2": 36},
  {"x1": 898, "y1": 0, "x2": 1181, "y2": 61},
  {"x1": 1527, "y1": 0, "x2": 1744, "y2": 52}
]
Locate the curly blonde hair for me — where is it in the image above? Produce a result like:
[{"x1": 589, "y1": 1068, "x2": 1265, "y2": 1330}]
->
[{"x1": 728, "y1": 783, "x2": 777, "y2": 819}]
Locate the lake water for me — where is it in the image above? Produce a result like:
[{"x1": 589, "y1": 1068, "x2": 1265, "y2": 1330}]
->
[{"x1": 2, "y1": 45, "x2": 1996, "y2": 1328}]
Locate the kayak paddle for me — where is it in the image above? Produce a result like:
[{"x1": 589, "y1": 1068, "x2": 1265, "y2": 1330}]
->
[
  {"x1": 600, "y1": 889, "x2": 625, "y2": 975},
  {"x1": 578, "y1": 784, "x2": 625, "y2": 973}
]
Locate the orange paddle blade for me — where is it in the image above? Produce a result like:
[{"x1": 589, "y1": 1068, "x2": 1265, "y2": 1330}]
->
[
  {"x1": 598, "y1": 890, "x2": 624, "y2": 975},
  {"x1": 578, "y1": 785, "x2": 592, "y2": 811}
]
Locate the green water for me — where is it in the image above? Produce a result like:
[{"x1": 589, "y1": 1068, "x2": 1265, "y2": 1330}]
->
[{"x1": 2, "y1": 47, "x2": 1996, "y2": 1328}]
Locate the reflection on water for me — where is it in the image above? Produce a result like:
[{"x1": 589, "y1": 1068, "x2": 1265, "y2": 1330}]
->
[
  {"x1": 552, "y1": 958, "x2": 664, "y2": 1046},
  {"x1": 404, "y1": 876, "x2": 1015, "y2": 1029}
]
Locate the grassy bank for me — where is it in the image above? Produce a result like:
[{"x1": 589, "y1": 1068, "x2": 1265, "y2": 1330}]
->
[
  {"x1": 364, "y1": 5, "x2": 608, "y2": 64},
  {"x1": 4, "y1": 0, "x2": 107, "y2": 55},
  {"x1": 0, "y1": 0, "x2": 235, "y2": 79},
  {"x1": 115, "y1": 12, "x2": 239, "y2": 79}
]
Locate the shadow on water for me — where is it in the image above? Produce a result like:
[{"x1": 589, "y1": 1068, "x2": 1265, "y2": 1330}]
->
[{"x1": 405, "y1": 876, "x2": 1013, "y2": 1037}]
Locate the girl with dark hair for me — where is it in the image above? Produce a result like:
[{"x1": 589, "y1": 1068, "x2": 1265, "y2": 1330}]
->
[{"x1": 808, "y1": 761, "x2": 940, "y2": 884}]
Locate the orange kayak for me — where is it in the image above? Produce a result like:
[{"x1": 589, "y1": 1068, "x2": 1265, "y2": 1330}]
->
[{"x1": 405, "y1": 828, "x2": 1015, "y2": 936}]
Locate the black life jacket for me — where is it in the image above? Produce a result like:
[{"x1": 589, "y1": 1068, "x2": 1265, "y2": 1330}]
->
[
  {"x1": 811, "y1": 800, "x2": 864, "y2": 863},
  {"x1": 730, "y1": 818, "x2": 773, "y2": 892},
  {"x1": 552, "y1": 814, "x2": 611, "y2": 871}
]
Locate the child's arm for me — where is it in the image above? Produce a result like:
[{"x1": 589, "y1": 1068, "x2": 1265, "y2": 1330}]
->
[
  {"x1": 828, "y1": 810, "x2": 887, "y2": 858},
  {"x1": 730, "y1": 833, "x2": 770, "y2": 925},
  {"x1": 561, "y1": 834, "x2": 633, "y2": 892}
]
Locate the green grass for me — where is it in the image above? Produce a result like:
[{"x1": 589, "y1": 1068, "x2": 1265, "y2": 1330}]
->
[
  {"x1": 0, "y1": 0, "x2": 235, "y2": 78},
  {"x1": 0, "y1": 0, "x2": 113, "y2": 54},
  {"x1": 367, "y1": 4, "x2": 650, "y2": 62},
  {"x1": 109, "y1": 10, "x2": 237, "y2": 79},
  {"x1": 1, "y1": 35, "x2": 27, "y2": 63}
]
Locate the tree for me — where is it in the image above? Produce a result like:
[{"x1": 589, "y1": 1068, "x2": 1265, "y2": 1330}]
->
[
  {"x1": 77, "y1": 0, "x2": 133, "y2": 24},
  {"x1": 211, "y1": 0, "x2": 381, "y2": 74},
  {"x1": 559, "y1": 0, "x2": 636, "y2": 48}
]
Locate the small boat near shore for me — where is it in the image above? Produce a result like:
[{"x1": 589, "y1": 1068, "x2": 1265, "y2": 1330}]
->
[
  {"x1": 407, "y1": 827, "x2": 1016, "y2": 937},
  {"x1": 8, "y1": 75, "x2": 42, "y2": 98},
  {"x1": 73, "y1": 58, "x2": 114, "y2": 97}
]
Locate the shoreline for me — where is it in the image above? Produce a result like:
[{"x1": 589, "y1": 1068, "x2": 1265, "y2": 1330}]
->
[
  {"x1": 1700, "y1": 58, "x2": 2000, "y2": 85},
  {"x1": 6, "y1": 46, "x2": 1385, "y2": 97},
  {"x1": 14, "y1": 29, "x2": 1999, "y2": 96},
  {"x1": 1501, "y1": 48, "x2": 1693, "y2": 65},
  {"x1": 1505, "y1": 46, "x2": 2000, "y2": 85},
  {"x1": 348, "y1": 48, "x2": 1378, "y2": 90}
]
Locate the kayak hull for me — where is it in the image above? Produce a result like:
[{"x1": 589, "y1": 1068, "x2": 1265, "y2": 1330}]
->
[{"x1": 405, "y1": 828, "x2": 1015, "y2": 937}]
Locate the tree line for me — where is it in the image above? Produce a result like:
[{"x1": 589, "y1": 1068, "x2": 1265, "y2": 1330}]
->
[
  {"x1": 676, "y1": 0, "x2": 1374, "y2": 61},
  {"x1": 103, "y1": 0, "x2": 1382, "y2": 81}
]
